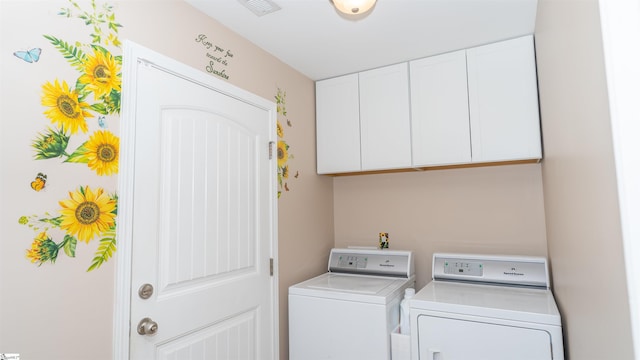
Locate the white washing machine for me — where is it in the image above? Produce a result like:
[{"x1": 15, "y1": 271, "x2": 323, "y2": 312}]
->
[
  {"x1": 410, "y1": 253, "x2": 564, "y2": 360},
  {"x1": 289, "y1": 248, "x2": 415, "y2": 360}
]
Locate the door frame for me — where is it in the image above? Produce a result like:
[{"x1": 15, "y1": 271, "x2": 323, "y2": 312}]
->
[
  {"x1": 113, "y1": 41, "x2": 279, "y2": 359},
  {"x1": 599, "y1": 1, "x2": 640, "y2": 355}
]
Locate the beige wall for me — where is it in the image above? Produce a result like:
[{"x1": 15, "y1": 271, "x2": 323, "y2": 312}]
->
[
  {"x1": 535, "y1": 0, "x2": 634, "y2": 358},
  {"x1": 333, "y1": 163, "x2": 549, "y2": 290},
  {"x1": 2, "y1": 1, "x2": 635, "y2": 359},
  {"x1": 0, "y1": 1, "x2": 333, "y2": 359}
]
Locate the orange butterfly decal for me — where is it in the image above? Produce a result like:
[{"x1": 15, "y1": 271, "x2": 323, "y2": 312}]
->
[{"x1": 31, "y1": 173, "x2": 47, "y2": 192}]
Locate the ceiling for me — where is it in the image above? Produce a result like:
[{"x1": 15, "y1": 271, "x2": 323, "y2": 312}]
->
[{"x1": 185, "y1": 0, "x2": 538, "y2": 81}]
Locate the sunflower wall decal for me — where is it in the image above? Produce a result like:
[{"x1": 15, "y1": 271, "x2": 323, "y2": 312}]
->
[
  {"x1": 18, "y1": 0, "x2": 123, "y2": 271},
  {"x1": 20, "y1": 186, "x2": 118, "y2": 270},
  {"x1": 275, "y1": 88, "x2": 297, "y2": 198}
]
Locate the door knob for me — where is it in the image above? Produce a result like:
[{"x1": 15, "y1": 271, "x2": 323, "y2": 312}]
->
[{"x1": 137, "y1": 317, "x2": 158, "y2": 336}]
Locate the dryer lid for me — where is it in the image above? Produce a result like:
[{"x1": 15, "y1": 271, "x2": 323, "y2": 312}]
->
[{"x1": 410, "y1": 280, "x2": 562, "y2": 326}]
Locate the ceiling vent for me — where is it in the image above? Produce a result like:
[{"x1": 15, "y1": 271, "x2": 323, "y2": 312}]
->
[{"x1": 238, "y1": 0, "x2": 281, "y2": 17}]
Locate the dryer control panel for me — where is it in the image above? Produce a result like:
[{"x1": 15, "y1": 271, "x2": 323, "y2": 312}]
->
[
  {"x1": 328, "y1": 248, "x2": 414, "y2": 278},
  {"x1": 433, "y1": 253, "x2": 550, "y2": 289},
  {"x1": 444, "y1": 260, "x2": 484, "y2": 276}
]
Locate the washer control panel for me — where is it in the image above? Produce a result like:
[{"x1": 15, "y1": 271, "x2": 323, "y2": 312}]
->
[
  {"x1": 328, "y1": 248, "x2": 414, "y2": 278},
  {"x1": 337, "y1": 255, "x2": 368, "y2": 269}
]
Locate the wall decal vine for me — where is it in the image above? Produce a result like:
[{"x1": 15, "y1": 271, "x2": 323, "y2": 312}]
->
[
  {"x1": 17, "y1": 0, "x2": 122, "y2": 271},
  {"x1": 275, "y1": 87, "x2": 298, "y2": 198}
]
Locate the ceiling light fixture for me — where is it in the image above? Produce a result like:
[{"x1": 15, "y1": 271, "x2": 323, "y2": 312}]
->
[{"x1": 332, "y1": 0, "x2": 377, "y2": 15}]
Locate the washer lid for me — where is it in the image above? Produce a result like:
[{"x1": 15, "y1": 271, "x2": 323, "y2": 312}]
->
[
  {"x1": 289, "y1": 273, "x2": 413, "y2": 304},
  {"x1": 410, "y1": 281, "x2": 562, "y2": 326}
]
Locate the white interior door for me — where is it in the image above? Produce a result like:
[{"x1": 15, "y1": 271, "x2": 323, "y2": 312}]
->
[{"x1": 115, "y1": 42, "x2": 278, "y2": 360}]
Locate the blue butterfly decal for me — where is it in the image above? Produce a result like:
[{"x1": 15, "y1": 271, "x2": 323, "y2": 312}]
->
[
  {"x1": 98, "y1": 116, "x2": 107, "y2": 129},
  {"x1": 13, "y1": 48, "x2": 41, "y2": 63}
]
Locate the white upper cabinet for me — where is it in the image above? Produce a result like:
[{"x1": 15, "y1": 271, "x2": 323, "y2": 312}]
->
[
  {"x1": 467, "y1": 35, "x2": 541, "y2": 163},
  {"x1": 315, "y1": 35, "x2": 541, "y2": 175},
  {"x1": 315, "y1": 73, "x2": 361, "y2": 174},
  {"x1": 410, "y1": 50, "x2": 472, "y2": 166},
  {"x1": 359, "y1": 63, "x2": 412, "y2": 171}
]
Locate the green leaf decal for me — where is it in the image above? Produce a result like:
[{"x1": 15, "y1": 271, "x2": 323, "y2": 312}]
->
[
  {"x1": 65, "y1": 142, "x2": 90, "y2": 163},
  {"x1": 39, "y1": 215, "x2": 63, "y2": 227},
  {"x1": 43, "y1": 34, "x2": 87, "y2": 71},
  {"x1": 87, "y1": 232, "x2": 116, "y2": 272},
  {"x1": 63, "y1": 235, "x2": 78, "y2": 257}
]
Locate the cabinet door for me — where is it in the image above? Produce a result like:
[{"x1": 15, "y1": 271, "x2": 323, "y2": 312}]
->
[
  {"x1": 359, "y1": 63, "x2": 412, "y2": 171},
  {"x1": 315, "y1": 74, "x2": 361, "y2": 174},
  {"x1": 467, "y1": 35, "x2": 542, "y2": 163},
  {"x1": 410, "y1": 50, "x2": 471, "y2": 166}
]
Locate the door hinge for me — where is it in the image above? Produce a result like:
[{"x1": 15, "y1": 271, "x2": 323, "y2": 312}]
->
[
  {"x1": 269, "y1": 141, "x2": 275, "y2": 160},
  {"x1": 270, "y1": 258, "x2": 274, "y2": 276}
]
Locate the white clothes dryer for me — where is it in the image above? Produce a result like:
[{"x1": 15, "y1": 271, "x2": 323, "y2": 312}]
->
[
  {"x1": 289, "y1": 248, "x2": 415, "y2": 360},
  {"x1": 410, "y1": 253, "x2": 564, "y2": 360}
]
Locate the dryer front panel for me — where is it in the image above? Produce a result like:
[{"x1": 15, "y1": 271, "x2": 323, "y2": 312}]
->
[{"x1": 415, "y1": 314, "x2": 554, "y2": 360}]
